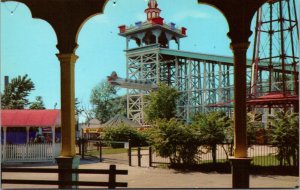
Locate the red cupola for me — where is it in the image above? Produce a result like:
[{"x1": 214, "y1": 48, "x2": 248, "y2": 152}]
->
[{"x1": 145, "y1": 0, "x2": 164, "y2": 24}]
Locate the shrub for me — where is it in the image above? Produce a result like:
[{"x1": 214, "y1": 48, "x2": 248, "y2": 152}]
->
[
  {"x1": 148, "y1": 118, "x2": 201, "y2": 165},
  {"x1": 267, "y1": 110, "x2": 299, "y2": 167},
  {"x1": 103, "y1": 124, "x2": 148, "y2": 147},
  {"x1": 192, "y1": 111, "x2": 231, "y2": 164}
]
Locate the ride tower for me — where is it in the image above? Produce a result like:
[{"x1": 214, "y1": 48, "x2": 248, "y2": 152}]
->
[
  {"x1": 118, "y1": 0, "x2": 234, "y2": 126},
  {"x1": 248, "y1": 0, "x2": 299, "y2": 112}
]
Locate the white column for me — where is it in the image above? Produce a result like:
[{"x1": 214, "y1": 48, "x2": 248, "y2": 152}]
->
[
  {"x1": 126, "y1": 37, "x2": 129, "y2": 50},
  {"x1": 52, "y1": 126, "x2": 56, "y2": 162},
  {"x1": 26, "y1": 127, "x2": 30, "y2": 143}
]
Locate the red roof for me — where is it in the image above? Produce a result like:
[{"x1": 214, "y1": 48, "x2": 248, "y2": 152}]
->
[
  {"x1": 247, "y1": 93, "x2": 299, "y2": 106},
  {"x1": 1, "y1": 110, "x2": 60, "y2": 127}
]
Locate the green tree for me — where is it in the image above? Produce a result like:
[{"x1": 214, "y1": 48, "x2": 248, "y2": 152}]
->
[
  {"x1": 90, "y1": 81, "x2": 125, "y2": 123},
  {"x1": 29, "y1": 96, "x2": 46, "y2": 109},
  {"x1": 148, "y1": 118, "x2": 201, "y2": 165},
  {"x1": 246, "y1": 111, "x2": 263, "y2": 146},
  {"x1": 192, "y1": 111, "x2": 231, "y2": 164},
  {"x1": 1, "y1": 74, "x2": 35, "y2": 109},
  {"x1": 103, "y1": 124, "x2": 147, "y2": 147},
  {"x1": 268, "y1": 110, "x2": 299, "y2": 167},
  {"x1": 144, "y1": 83, "x2": 179, "y2": 123}
]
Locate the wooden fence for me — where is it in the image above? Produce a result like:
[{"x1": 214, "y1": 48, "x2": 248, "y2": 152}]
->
[
  {"x1": 1, "y1": 164, "x2": 128, "y2": 189},
  {"x1": 1, "y1": 143, "x2": 61, "y2": 163}
]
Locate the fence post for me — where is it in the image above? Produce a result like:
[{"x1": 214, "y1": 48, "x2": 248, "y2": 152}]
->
[
  {"x1": 108, "y1": 165, "x2": 116, "y2": 189},
  {"x1": 149, "y1": 146, "x2": 152, "y2": 167},
  {"x1": 81, "y1": 139, "x2": 85, "y2": 159},
  {"x1": 78, "y1": 139, "x2": 81, "y2": 155},
  {"x1": 99, "y1": 140, "x2": 102, "y2": 162},
  {"x1": 138, "y1": 145, "x2": 141, "y2": 167},
  {"x1": 128, "y1": 139, "x2": 132, "y2": 166}
]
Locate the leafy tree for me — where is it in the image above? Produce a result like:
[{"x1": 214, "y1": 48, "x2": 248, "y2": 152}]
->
[
  {"x1": 1, "y1": 74, "x2": 35, "y2": 109},
  {"x1": 246, "y1": 111, "x2": 263, "y2": 146},
  {"x1": 268, "y1": 110, "x2": 299, "y2": 167},
  {"x1": 90, "y1": 81, "x2": 125, "y2": 123},
  {"x1": 29, "y1": 96, "x2": 46, "y2": 109},
  {"x1": 223, "y1": 111, "x2": 263, "y2": 158},
  {"x1": 148, "y1": 118, "x2": 201, "y2": 165},
  {"x1": 103, "y1": 124, "x2": 147, "y2": 147},
  {"x1": 192, "y1": 111, "x2": 231, "y2": 164},
  {"x1": 144, "y1": 83, "x2": 179, "y2": 123}
]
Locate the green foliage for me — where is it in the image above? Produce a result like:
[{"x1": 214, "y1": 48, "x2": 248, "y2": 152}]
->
[
  {"x1": 75, "y1": 98, "x2": 83, "y2": 116},
  {"x1": 1, "y1": 74, "x2": 35, "y2": 109},
  {"x1": 148, "y1": 118, "x2": 201, "y2": 165},
  {"x1": 29, "y1": 96, "x2": 46, "y2": 109},
  {"x1": 192, "y1": 111, "x2": 231, "y2": 163},
  {"x1": 267, "y1": 110, "x2": 299, "y2": 167},
  {"x1": 247, "y1": 111, "x2": 263, "y2": 146},
  {"x1": 90, "y1": 81, "x2": 126, "y2": 123},
  {"x1": 144, "y1": 83, "x2": 179, "y2": 123},
  {"x1": 103, "y1": 124, "x2": 147, "y2": 147}
]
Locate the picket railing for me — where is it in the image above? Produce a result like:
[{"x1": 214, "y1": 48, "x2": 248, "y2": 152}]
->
[{"x1": 2, "y1": 143, "x2": 61, "y2": 163}]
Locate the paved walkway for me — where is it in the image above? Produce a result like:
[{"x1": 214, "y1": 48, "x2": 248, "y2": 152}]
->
[{"x1": 1, "y1": 159, "x2": 299, "y2": 189}]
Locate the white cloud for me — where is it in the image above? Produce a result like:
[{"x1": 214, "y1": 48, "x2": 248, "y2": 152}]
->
[{"x1": 172, "y1": 10, "x2": 210, "y2": 22}]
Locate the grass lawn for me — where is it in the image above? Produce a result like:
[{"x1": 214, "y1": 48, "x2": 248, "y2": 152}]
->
[
  {"x1": 252, "y1": 155, "x2": 280, "y2": 166},
  {"x1": 87, "y1": 147, "x2": 128, "y2": 157},
  {"x1": 197, "y1": 155, "x2": 280, "y2": 166}
]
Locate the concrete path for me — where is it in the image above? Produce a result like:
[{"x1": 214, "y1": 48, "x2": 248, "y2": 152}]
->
[{"x1": 1, "y1": 159, "x2": 299, "y2": 189}]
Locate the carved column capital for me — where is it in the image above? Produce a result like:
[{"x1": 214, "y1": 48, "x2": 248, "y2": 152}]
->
[{"x1": 56, "y1": 53, "x2": 79, "y2": 64}]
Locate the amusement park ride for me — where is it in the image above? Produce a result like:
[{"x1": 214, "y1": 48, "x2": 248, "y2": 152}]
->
[
  {"x1": 248, "y1": 0, "x2": 299, "y2": 111},
  {"x1": 108, "y1": 0, "x2": 299, "y2": 126}
]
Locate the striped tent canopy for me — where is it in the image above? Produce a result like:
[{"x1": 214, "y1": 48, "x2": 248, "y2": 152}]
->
[{"x1": 101, "y1": 115, "x2": 141, "y2": 129}]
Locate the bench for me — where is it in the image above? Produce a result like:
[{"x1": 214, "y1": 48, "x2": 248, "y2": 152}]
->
[{"x1": 1, "y1": 164, "x2": 128, "y2": 189}]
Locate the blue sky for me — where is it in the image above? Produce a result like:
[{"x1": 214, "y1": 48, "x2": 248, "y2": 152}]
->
[{"x1": 1, "y1": 0, "x2": 257, "y2": 112}]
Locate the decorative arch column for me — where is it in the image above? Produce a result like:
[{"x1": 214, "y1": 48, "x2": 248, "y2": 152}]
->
[
  {"x1": 197, "y1": 0, "x2": 267, "y2": 188},
  {"x1": 2, "y1": 0, "x2": 109, "y2": 188}
]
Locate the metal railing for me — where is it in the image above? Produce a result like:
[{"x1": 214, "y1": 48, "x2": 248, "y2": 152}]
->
[{"x1": 150, "y1": 144, "x2": 280, "y2": 166}]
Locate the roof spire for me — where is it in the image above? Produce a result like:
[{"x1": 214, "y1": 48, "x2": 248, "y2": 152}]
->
[{"x1": 145, "y1": 0, "x2": 162, "y2": 22}]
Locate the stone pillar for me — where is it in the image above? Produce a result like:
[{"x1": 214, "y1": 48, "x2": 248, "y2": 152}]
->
[
  {"x1": 229, "y1": 42, "x2": 252, "y2": 188},
  {"x1": 57, "y1": 53, "x2": 77, "y2": 157},
  {"x1": 56, "y1": 53, "x2": 80, "y2": 189},
  {"x1": 231, "y1": 42, "x2": 249, "y2": 158}
]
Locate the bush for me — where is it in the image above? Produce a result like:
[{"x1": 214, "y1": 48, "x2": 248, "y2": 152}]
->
[
  {"x1": 148, "y1": 118, "x2": 201, "y2": 165},
  {"x1": 267, "y1": 110, "x2": 299, "y2": 167},
  {"x1": 103, "y1": 124, "x2": 148, "y2": 147},
  {"x1": 192, "y1": 111, "x2": 231, "y2": 163}
]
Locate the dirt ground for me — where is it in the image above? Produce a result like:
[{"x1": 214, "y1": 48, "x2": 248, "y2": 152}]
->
[{"x1": 1, "y1": 157, "x2": 299, "y2": 189}]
